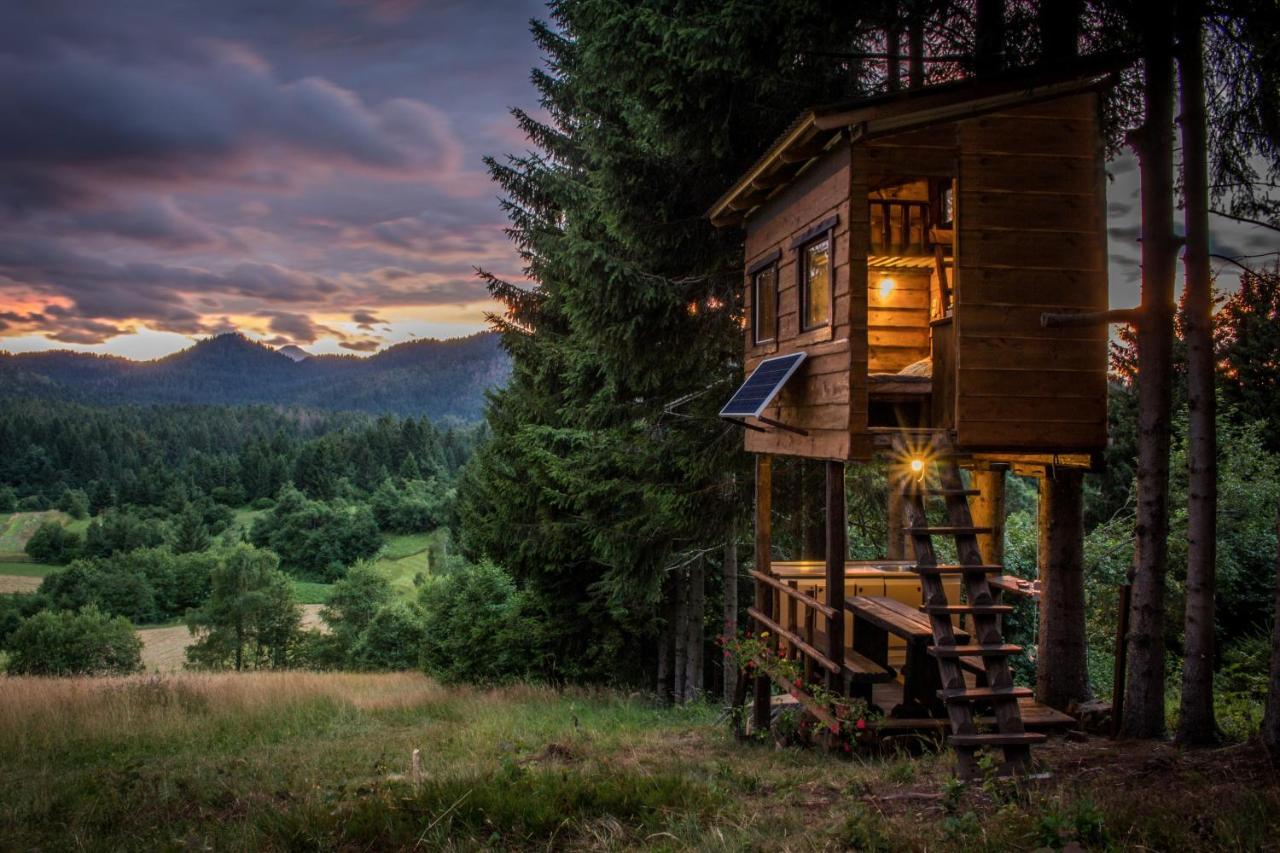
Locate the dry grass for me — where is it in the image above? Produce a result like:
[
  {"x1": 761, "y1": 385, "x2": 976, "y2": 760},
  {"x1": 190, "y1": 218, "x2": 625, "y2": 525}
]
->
[
  {"x1": 137, "y1": 603, "x2": 325, "y2": 671},
  {"x1": 0, "y1": 575, "x2": 39, "y2": 594},
  {"x1": 1, "y1": 671, "x2": 1277, "y2": 851}
]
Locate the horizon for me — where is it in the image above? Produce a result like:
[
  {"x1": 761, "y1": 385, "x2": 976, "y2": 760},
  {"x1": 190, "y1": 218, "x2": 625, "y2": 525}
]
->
[{"x1": 0, "y1": 2, "x2": 1267, "y2": 361}]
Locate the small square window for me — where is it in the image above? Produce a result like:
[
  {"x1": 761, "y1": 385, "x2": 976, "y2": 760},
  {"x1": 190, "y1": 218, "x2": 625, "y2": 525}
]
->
[
  {"x1": 753, "y1": 265, "x2": 777, "y2": 344},
  {"x1": 801, "y1": 236, "x2": 831, "y2": 330}
]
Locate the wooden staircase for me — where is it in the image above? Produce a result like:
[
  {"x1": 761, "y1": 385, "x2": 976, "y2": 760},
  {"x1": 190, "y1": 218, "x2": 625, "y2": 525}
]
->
[{"x1": 904, "y1": 458, "x2": 1045, "y2": 778}]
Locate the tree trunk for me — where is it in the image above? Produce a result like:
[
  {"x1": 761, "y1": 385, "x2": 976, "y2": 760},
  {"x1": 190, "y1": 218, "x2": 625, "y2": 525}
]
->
[
  {"x1": 908, "y1": 11, "x2": 924, "y2": 88},
  {"x1": 1123, "y1": 14, "x2": 1177, "y2": 739},
  {"x1": 656, "y1": 583, "x2": 673, "y2": 703},
  {"x1": 975, "y1": 0, "x2": 1005, "y2": 75},
  {"x1": 753, "y1": 455, "x2": 774, "y2": 733},
  {"x1": 723, "y1": 524, "x2": 739, "y2": 705},
  {"x1": 672, "y1": 569, "x2": 689, "y2": 704},
  {"x1": 1261, "y1": 507, "x2": 1280, "y2": 751},
  {"x1": 887, "y1": 24, "x2": 902, "y2": 91},
  {"x1": 1036, "y1": 470, "x2": 1092, "y2": 711},
  {"x1": 686, "y1": 556, "x2": 706, "y2": 701},
  {"x1": 1037, "y1": 0, "x2": 1082, "y2": 65},
  {"x1": 970, "y1": 467, "x2": 1007, "y2": 568},
  {"x1": 1176, "y1": 0, "x2": 1219, "y2": 746}
]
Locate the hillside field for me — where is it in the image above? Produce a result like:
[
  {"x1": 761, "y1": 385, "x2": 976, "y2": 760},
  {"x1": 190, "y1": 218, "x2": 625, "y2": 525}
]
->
[{"x1": 0, "y1": 672, "x2": 1276, "y2": 851}]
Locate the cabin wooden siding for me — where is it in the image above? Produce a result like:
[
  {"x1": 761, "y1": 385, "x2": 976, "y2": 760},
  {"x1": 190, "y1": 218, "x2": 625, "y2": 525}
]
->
[
  {"x1": 952, "y1": 92, "x2": 1108, "y2": 452},
  {"x1": 742, "y1": 146, "x2": 860, "y2": 460}
]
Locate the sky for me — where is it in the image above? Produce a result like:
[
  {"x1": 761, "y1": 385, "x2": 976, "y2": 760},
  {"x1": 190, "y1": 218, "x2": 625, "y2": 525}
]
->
[
  {"x1": 0, "y1": 0, "x2": 546, "y2": 359},
  {"x1": 0, "y1": 2, "x2": 1269, "y2": 360}
]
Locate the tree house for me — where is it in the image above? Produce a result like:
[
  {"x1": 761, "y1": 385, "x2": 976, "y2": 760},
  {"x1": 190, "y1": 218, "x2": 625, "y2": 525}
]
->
[{"x1": 712, "y1": 67, "x2": 1112, "y2": 776}]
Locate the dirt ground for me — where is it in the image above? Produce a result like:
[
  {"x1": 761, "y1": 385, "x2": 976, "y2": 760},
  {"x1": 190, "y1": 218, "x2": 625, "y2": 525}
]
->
[{"x1": 0, "y1": 576, "x2": 40, "y2": 595}]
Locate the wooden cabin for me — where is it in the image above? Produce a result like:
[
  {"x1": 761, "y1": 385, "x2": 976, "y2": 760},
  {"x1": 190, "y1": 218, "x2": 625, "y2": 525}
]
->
[{"x1": 712, "y1": 67, "x2": 1113, "y2": 776}]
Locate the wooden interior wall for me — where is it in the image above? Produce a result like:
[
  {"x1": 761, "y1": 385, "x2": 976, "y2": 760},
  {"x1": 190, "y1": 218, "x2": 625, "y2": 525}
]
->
[
  {"x1": 868, "y1": 268, "x2": 931, "y2": 372},
  {"x1": 953, "y1": 92, "x2": 1109, "y2": 451},
  {"x1": 742, "y1": 146, "x2": 854, "y2": 460}
]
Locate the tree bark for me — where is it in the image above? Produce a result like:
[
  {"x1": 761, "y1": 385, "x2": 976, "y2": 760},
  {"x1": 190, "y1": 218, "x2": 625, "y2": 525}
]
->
[
  {"x1": 723, "y1": 523, "x2": 739, "y2": 705},
  {"x1": 887, "y1": 23, "x2": 902, "y2": 91},
  {"x1": 686, "y1": 556, "x2": 706, "y2": 701},
  {"x1": 908, "y1": 10, "x2": 925, "y2": 88},
  {"x1": 656, "y1": 585, "x2": 672, "y2": 703},
  {"x1": 672, "y1": 568, "x2": 689, "y2": 704},
  {"x1": 1037, "y1": 0, "x2": 1082, "y2": 65},
  {"x1": 1123, "y1": 13, "x2": 1178, "y2": 739},
  {"x1": 970, "y1": 467, "x2": 1007, "y2": 568},
  {"x1": 1037, "y1": 470, "x2": 1092, "y2": 711},
  {"x1": 1175, "y1": 0, "x2": 1220, "y2": 747},
  {"x1": 975, "y1": 0, "x2": 1006, "y2": 75},
  {"x1": 1261, "y1": 507, "x2": 1280, "y2": 751}
]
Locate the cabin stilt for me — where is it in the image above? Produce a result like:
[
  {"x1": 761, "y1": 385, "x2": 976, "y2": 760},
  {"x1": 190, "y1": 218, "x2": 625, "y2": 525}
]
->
[
  {"x1": 969, "y1": 466, "x2": 1008, "y2": 568},
  {"x1": 752, "y1": 454, "x2": 773, "y2": 733},
  {"x1": 1036, "y1": 468, "x2": 1091, "y2": 711}
]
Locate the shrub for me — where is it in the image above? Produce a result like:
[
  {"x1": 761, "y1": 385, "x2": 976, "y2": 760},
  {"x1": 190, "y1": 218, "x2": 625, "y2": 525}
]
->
[
  {"x1": 351, "y1": 602, "x2": 427, "y2": 671},
  {"x1": 320, "y1": 563, "x2": 393, "y2": 649},
  {"x1": 56, "y1": 488, "x2": 90, "y2": 520},
  {"x1": 5, "y1": 606, "x2": 142, "y2": 676},
  {"x1": 419, "y1": 561, "x2": 530, "y2": 683},
  {"x1": 250, "y1": 497, "x2": 276, "y2": 511},
  {"x1": 249, "y1": 487, "x2": 381, "y2": 581},
  {"x1": 82, "y1": 509, "x2": 166, "y2": 559},
  {"x1": 24, "y1": 521, "x2": 81, "y2": 564}
]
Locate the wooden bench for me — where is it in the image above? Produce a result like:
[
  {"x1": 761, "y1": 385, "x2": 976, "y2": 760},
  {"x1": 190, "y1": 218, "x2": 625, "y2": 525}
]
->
[{"x1": 845, "y1": 595, "x2": 969, "y2": 716}]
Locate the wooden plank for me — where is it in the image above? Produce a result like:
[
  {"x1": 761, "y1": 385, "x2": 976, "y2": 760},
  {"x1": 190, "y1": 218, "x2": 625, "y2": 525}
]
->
[
  {"x1": 958, "y1": 336, "x2": 1106, "y2": 371},
  {"x1": 958, "y1": 190, "x2": 1098, "y2": 232},
  {"x1": 825, "y1": 460, "x2": 846, "y2": 687},
  {"x1": 959, "y1": 153, "x2": 1096, "y2": 194},
  {"x1": 962, "y1": 115, "x2": 1095, "y2": 157},
  {"x1": 954, "y1": 267, "x2": 1106, "y2": 307},
  {"x1": 958, "y1": 229, "x2": 1104, "y2": 271},
  {"x1": 868, "y1": 328, "x2": 930, "y2": 349},
  {"x1": 750, "y1": 569, "x2": 836, "y2": 618},
  {"x1": 957, "y1": 395, "x2": 1107, "y2": 424},
  {"x1": 745, "y1": 149, "x2": 850, "y2": 253},
  {"x1": 866, "y1": 144, "x2": 957, "y2": 176},
  {"x1": 747, "y1": 607, "x2": 839, "y2": 674}
]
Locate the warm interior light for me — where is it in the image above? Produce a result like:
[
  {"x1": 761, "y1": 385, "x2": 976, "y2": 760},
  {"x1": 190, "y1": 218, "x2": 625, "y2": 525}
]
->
[
  {"x1": 878, "y1": 277, "x2": 895, "y2": 300},
  {"x1": 910, "y1": 458, "x2": 925, "y2": 474}
]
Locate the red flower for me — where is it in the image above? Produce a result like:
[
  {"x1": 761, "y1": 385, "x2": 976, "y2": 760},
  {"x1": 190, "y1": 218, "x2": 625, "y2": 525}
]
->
[
  {"x1": 843, "y1": 743, "x2": 852, "y2": 753},
  {"x1": 856, "y1": 718, "x2": 867, "y2": 731},
  {"x1": 794, "y1": 678, "x2": 802, "y2": 688},
  {"x1": 829, "y1": 723, "x2": 840, "y2": 735}
]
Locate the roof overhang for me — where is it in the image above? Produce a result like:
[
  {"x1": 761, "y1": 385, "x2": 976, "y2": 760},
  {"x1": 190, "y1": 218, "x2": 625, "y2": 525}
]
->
[{"x1": 707, "y1": 55, "x2": 1133, "y2": 229}]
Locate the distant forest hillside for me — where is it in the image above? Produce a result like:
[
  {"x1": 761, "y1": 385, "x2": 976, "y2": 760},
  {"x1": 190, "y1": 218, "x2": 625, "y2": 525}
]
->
[{"x1": 0, "y1": 332, "x2": 510, "y2": 421}]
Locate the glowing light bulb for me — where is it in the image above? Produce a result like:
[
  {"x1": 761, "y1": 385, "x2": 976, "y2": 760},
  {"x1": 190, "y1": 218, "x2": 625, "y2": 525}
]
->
[
  {"x1": 910, "y1": 458, "x2": 924, "y2": 474},
  {"x1": 879, "y1": 277, "x2": 895, "y2": 300}
]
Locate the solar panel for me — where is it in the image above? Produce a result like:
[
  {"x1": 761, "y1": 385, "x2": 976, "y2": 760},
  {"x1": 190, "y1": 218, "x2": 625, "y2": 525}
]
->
[{"x1": 719, "y1": 352, "x2": 807, "y2": 418}]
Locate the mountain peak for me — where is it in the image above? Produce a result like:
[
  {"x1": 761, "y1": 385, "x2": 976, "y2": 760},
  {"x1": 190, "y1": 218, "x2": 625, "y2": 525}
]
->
[{"x1": 277, "y1": 344, "x2": 311, "y2": 362}]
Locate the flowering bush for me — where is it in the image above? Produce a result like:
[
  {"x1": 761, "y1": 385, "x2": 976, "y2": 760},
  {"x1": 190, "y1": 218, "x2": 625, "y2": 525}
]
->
[{"x1": 720, "y1": 629, "x2": 878, "y2": 753}]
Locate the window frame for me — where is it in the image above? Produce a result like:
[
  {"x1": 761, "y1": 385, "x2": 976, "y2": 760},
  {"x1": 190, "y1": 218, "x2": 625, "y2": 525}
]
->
[
  {"x1": 794, "y1": 216, "x2": 837, "y2": 332},
  {"x1": 747, "y1": 250, "x2": 780, "y2": 345}
]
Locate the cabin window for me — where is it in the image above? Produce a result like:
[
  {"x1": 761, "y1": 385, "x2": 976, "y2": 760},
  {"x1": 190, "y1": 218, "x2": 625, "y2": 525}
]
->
[
  {"x1": 800, "y1": 235, "x2": 831, "y2": 329},
  {"x1": 752, "y1": 264, "x2": 778, "y2": 344}
]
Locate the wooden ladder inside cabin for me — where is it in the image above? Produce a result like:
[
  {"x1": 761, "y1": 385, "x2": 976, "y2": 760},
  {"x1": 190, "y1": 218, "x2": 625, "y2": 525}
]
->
[{"x1": 903, "y1": 458, "x2": 1045, "y2": 779}]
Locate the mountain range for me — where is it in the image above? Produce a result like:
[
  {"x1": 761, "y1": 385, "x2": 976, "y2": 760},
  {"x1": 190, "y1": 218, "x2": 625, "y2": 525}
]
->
[{"x1": 0, "y1": 332, "x2": 510, "y2": 421}]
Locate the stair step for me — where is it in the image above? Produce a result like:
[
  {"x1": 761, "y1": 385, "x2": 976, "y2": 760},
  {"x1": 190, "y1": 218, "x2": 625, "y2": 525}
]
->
[
  {"x1": 912, "y1": 564, "x2": 1004, "y2": 575},
  {"x1": 909, "y1": 488, "x2": 981, "y2": 497},
  {"x1": 929, "y1": 643, "x2": 1023, "y2": 658},
  {"x1": 923, "y1": 604, "x2": 1014, "y2": 615},
  {"x1": 949, "y1": 732, "x2": 1047, "y2": 748},
  {"x1": 908, "y1": 526, "x2": 993, "y2": 536},
  {"x1": 938, "y1": 686, "x2": 1034, "y2": 702}
]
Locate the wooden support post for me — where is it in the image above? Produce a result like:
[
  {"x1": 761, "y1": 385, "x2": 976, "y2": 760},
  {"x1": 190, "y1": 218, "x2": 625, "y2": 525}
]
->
[
  {"x1": 752, "y1": 454, "x2": 773, "y2": 734},
  {"x1": 825, "y1": 460, "x2": 847, "y2": 691},
  {"x1": 886, "y1": 464, "x2": 908, "y2": 560},
  {"x1": 969, "y1": 466, "x2": 1007, "y2": 568},
  {"x1": 1036, "y1": 469, "x2": 1092, "y2": 711}
]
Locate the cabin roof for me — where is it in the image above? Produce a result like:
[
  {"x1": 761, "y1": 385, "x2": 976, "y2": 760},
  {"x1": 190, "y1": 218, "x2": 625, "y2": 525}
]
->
[{"x1": 707, "y1": 56, "x2": 1130, "y2": 227}]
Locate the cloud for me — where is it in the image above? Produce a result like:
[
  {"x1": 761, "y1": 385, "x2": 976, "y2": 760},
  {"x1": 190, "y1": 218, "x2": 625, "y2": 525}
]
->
[
  {"x1": 352, "y1": 309, "x2": 387, "y2": 330},
  {"x1": 256, "y1": 310, "x2": 344, "y2": 344},
  {"x1": 339, "y1": 338, "x2": 381, "y2": 352}
]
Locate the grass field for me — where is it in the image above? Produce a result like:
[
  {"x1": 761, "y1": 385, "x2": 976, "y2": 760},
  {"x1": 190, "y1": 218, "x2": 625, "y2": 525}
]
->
[
  {"x1": 0, "y1": 672, "x2": 1275, "y2": 851},
  {"x1": 0, "y1": 510, "x2": 73, "y2": 557},
  {"x1": 371, "y1": 530, "x2": 437, "y2": 598}
]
